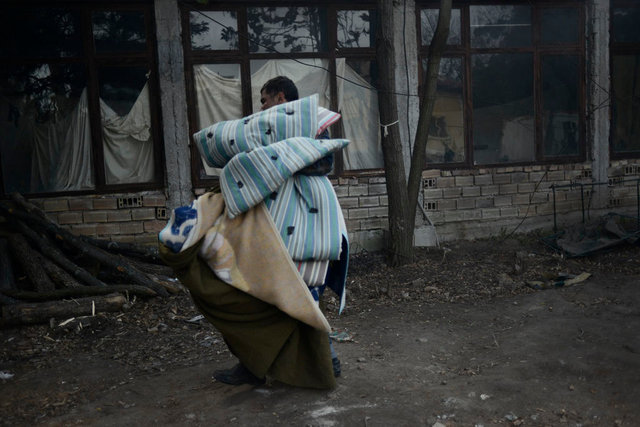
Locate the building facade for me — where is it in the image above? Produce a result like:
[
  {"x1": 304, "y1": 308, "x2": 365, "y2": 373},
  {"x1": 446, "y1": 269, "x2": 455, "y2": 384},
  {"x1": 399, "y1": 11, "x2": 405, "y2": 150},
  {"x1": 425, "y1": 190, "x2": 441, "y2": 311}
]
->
[{"x1": 0, "y1": 0, "x2": 638, "y2": 250}]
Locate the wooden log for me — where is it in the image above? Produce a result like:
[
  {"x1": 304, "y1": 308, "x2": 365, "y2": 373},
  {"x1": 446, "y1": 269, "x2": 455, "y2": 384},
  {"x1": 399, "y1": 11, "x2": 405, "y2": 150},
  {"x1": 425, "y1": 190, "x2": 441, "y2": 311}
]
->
[
  {"x1": 13, "y1": 219, "x2": 108, "y2": 288},
  {"x1": 146, "y1": 272, "x2": 183, "y2": 294},
  {"x1": 7, "y1": 233, "x2": 56, "y2": 292},
  {"x1": 127, "y1": 256, "x2": 175, "y2": 277},
  {"x1": 113, "y1": 257, "x2": 181, "y2": 293},
  {"x1": 41, "y1": 257, "x2": 83, "y2": 288},
  {"x1": 0, "y1": 238, "x2": 16, "y2": 290},
  {"x1": 0, "y1": 294, "x2": 19, "y2": 305},
  {"x1": 4, "y1": 198, "x2": 169, "y2": 297},
  {"x1": 1, "y1": 284, "x2": 156, "y2": 301},
  {"x1": 0, "y1": 293, "x2": 127, "y2": 327},
  {"x1": 80, "y1": 235, "x2": 163, "y2": 264}
]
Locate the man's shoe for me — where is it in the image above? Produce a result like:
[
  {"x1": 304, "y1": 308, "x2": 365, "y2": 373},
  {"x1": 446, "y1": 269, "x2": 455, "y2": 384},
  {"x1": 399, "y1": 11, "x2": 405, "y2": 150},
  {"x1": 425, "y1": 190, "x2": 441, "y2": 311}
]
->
[
  {"x1": 332, "y1": 357, "x2": 341, "y2": 377},
  {"x1": 213, "y1": 363, "x2": 265, "y2": 385}
]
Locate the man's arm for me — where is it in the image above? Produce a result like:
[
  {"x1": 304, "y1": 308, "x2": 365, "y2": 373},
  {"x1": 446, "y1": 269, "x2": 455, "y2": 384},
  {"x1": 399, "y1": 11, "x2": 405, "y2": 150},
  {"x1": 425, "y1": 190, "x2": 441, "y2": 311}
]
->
[{"x1": 298, "y1": 129, "x2": 334, "y2": 176}]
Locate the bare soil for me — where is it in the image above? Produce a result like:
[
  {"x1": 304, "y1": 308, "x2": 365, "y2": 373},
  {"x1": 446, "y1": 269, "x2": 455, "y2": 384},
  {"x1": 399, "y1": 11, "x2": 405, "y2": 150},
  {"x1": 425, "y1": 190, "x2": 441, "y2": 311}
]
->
[{"x1": 2, "y1": 233, "x2": 640, "y2": 426}]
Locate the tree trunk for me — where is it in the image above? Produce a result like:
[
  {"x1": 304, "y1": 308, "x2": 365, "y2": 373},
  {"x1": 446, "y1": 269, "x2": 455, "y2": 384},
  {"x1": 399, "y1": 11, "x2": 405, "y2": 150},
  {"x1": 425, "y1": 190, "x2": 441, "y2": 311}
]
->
[
  {"x1": 1, "y1": 293, "x2": 127, "y2": 326},
  {"x1": 5, "y1": 197, "x2": 168, "y2": 296},
  {"x1": 13, "y1": 218, "x2": 109, "y2": 288},
  {"x1": 407, "y1": 0, "x2": 452, "y2": 217},
  {"x1": 7, "y1": 233, "x2": 56, "y2": 292},
  {"x1": 80, "y1": 235, "x2": 163, "y2": 265},
  {"x1": 375, "y1": 0, "x2": 451, "y2": 266},
  {"x1": 41, "y1": 256, "x2": 84, "y2": 289},
  {"x1": 0, "y1": 238, "x2": 16, "y2": 290},
  {"x1": 376, "y1": 0, "x2": 413, "y2": 266}
]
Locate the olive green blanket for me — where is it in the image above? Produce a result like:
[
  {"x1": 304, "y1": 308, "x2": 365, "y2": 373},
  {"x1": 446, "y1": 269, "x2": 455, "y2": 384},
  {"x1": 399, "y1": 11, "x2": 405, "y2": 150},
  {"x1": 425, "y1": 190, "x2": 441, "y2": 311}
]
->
[
  {"x1": 160, "y1": 241, "x2": 335, "y2": 389},
  {"x1": 158, "y1": 192, "x2": 335, "y2": 388}
]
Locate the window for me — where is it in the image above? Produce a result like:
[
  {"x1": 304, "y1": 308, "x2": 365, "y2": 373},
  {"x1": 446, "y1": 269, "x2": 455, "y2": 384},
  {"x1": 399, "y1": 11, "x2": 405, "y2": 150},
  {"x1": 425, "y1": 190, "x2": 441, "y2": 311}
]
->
[
  {"x1": 0, "y1": 3, "x2": 162, "y2": 196},
  {"x1": 419, "y1": 3, "x2": 584, "y2": 167},
  {"x1": 611, "y1": 2, "x2": 640, "y2": 157},
  {"x1": 182, "y1": 3, "x2": 381, "y2": 186}
]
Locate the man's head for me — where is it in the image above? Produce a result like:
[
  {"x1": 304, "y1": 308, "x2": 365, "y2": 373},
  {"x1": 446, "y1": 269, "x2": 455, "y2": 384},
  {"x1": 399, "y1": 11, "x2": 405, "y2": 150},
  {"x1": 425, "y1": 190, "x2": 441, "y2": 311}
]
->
[{"x1": 260, "y1": 76, "x2": 299, "y2": 110}]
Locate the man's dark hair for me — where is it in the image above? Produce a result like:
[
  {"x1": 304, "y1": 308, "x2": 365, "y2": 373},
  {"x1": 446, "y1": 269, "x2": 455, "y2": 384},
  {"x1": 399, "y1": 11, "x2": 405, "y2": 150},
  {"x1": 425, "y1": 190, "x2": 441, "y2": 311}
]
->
[{"x1": 261, "y1": 76, "x2": 299, "y2": 101}]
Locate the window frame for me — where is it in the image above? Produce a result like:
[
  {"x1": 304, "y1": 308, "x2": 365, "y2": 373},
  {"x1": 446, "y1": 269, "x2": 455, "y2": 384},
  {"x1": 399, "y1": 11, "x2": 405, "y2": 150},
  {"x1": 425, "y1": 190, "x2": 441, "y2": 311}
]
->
[
  {"x1": 417, "y1": 1, "x2": 586, "y2": 169},
  {"x1": 0, "y1": 1, "x2": 164, "y2": 198},
  {"x1": 610, "y1": 0, "x2": 640, "y2": 160},
  {"x1": 180, "y1": 1, "x2": 380, "y2": 188}
]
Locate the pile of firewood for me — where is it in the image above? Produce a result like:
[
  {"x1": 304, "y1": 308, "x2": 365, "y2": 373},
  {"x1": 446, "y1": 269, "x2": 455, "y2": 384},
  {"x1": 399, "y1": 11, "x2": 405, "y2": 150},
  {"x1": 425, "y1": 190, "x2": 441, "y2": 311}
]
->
[{"x1": 0, "y1": 193, "x2": 180, "y2": 327}]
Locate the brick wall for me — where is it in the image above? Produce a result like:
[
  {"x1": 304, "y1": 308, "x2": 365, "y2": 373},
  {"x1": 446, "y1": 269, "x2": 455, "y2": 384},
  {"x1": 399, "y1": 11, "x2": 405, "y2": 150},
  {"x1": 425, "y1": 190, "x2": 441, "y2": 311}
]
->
[
  {"x1": 333, "y1": 160, "x2": 640, "y2": 248},
  {"x1": 32, "y1": 191, "x2": 168, "y2": 245},
  {"x1": 26, "y1": 160, "x2": 640, "y2": 249}
]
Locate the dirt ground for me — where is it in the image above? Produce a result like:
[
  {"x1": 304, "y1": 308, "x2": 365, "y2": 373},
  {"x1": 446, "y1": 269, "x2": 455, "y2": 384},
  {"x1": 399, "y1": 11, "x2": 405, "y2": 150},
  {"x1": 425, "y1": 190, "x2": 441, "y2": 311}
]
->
[{"x1": 1, "y1": 232, "x2": 640, "y2": 426}]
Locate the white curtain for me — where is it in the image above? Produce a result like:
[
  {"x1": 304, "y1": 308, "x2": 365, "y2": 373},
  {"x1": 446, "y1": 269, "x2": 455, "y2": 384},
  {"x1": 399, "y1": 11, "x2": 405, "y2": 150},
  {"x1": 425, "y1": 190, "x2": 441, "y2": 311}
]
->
[
  {"x1": 3, "y1": 82, "x2": 154, "y2": 192},
  {"x1": 335, "y1": 60, "x2": 383, "y2": 170},
  {"x1": 101, "y1": 83, "x2": 154, "y2": 184},
  {"x1": 54, "y1": 88, "x2": 94, "y2": 191},
  {"x1": 9, "y1": 89, "x2": 94, "y2": 192},
  {"x1": 194, "y1": 58, "x2": 383, "y2": 171},
  {"x1": 194, "y1": 66, "x2": 242, "y2": 176}
]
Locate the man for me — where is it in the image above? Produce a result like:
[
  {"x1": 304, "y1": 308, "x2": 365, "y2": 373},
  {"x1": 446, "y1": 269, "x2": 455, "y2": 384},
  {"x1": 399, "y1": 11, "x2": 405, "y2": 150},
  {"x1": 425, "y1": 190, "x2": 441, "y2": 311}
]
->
[
  {"x1": 260, "y1": 76, "x2": 334, "y2": 175},
  {"x1": 158, "y1": 77, "x2": 349, "y2": 388},
  {"x1": 255, "y1": 75, "x2": 341, "y2": 376},
  {"x1": 259, "y1": 76, "x2": 298, "y2": 111},
  {"x1": 210, "y1": 76, "x2": 341, "y2": 385},
  {"x1": 160, "y1": 77, "x2": 348, "y2": 388}
]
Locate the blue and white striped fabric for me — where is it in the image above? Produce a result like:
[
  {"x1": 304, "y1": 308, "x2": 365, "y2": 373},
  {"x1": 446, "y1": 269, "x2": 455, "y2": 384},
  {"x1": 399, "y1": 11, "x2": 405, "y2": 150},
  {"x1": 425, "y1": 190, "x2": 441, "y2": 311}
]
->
[
  {"x1": 220, "y1": 136, "x2": 348, "y2": 220},
  {"x1": 263, "y1": 175, "x2": 343, "y2": 261},
  {"x1": 191, "y1": 94, "x2": 349, "y2": 312},
  {"x1": 194, "y1": 95, "x2": 322, "y2": 168}
]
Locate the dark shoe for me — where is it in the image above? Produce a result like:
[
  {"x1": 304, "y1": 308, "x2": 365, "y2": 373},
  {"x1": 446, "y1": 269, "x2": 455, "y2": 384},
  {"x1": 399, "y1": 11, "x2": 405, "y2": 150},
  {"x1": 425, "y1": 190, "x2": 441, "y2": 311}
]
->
[
  {"x1": 332, "y1": 357, "x2": 341, "y2": 378},
  {"x1": 213, "y1": 363, "x2": 265, "y2": 385}
]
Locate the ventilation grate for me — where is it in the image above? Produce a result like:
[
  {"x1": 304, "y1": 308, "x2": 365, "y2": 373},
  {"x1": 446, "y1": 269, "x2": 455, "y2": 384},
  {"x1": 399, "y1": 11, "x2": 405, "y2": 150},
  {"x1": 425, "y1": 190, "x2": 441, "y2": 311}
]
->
[{"x1": 118, "y1": 196, "x2": 143, "y2": 209}]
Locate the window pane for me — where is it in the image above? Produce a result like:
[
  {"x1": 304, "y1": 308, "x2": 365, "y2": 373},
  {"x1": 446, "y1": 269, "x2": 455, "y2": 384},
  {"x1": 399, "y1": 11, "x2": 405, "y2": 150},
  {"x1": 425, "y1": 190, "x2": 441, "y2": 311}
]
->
[
  {"x1": 472, "y1": 53, "x2": 534, "y2": 164},
  {"x1": 0, "y1": 8, "x2": 82, "y2": 58},
  {"x1": 99, "y1": 67, "x2": 154, "y2": 184},
  {"x1": 470, "y1": 6, "x2": 531, "y2": 48},
  {"x1": 193, "y1": 64, "x2": 242, "y2": 177},
  {"x1": 341, "y1": 60, "x2": 383, "y2": 170},
  {"x1": 613, "y1": 7, "x2": 640, "y2": 43},
  {"x1": 0, "y1": 64, "x2": 93, "y2": 194},
  {"x1": 420, "y1": 8, "x2": 461, "y2": 46},
  {"x1": 92, "y1": 11, "x2": 147, "y2": 53},
  {"x1": 612, "y1": 54, "x2": 640, "y2": 153},
  {"x1": 541, "y1": 8, "x2": 579, "y2": 44},
  {"x1": 424, "y1": 58, "x2": 465, "y2": 164},
  {"x1": 337, "y1": 10, "x2": 376, "y2": 48},
  {"x1": 248, "y1": 7, "x2": 327, "y2": 53},
  {"x1": 190, "y1": 11, "x2": 238, "y2": 51},
  {"x1": 542, "y1": 56, "x2": 579, "y2": 156}
]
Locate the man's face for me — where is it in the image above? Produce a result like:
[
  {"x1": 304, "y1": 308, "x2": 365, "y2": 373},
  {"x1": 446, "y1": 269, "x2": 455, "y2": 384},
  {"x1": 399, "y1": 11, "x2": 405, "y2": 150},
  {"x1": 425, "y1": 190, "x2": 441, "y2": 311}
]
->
[{"x1": 260, "y1": 90, "x2": 286, "y2": 111}]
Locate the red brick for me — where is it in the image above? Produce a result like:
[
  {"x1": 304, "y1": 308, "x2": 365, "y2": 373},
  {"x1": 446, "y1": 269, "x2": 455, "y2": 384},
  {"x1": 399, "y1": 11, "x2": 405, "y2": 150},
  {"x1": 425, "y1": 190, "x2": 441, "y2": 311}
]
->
[
  {"x1": 142, "y1": 195, "x2": 167, "y2": 207},
  {"x1": 96, "y1": 223, "x2": 120, "y2": 236},
  {"x1": 144, "y1": 220, "x2": 165, "y2": 233},
  {"x1": 107, "y1": 210, "x2": 132, "y2": 222},
  {"x1": 132, "y1": 208, "x2": 156, "y2": 221},
  {"x1": 57, "y1": 212, "x2": 83, "y2": 225},
  {"x1": 119, "y1": 222, "x2": 144, "y2": 235},
  {"x1": 93, "y1": 198, "x2": 118, "y2": 210},
  {"x1": 70, "y1": 224, "x2": 97, "y2": 236},
  {"x1": 43, "y1": 199, "x2": 69, "y2": 212},
  {"x1": 68, "y1": 198, "x2": 93, "y2": 210},
  {"x1": 83, "y1": 211, "x2": 108, "y2": 223}
]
